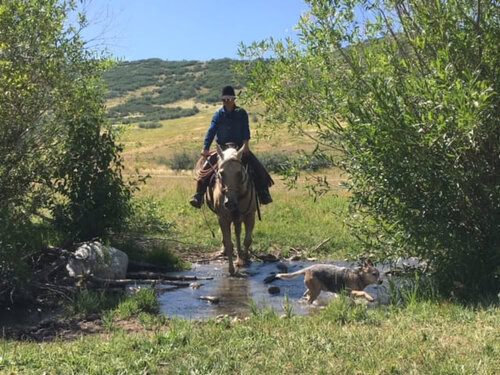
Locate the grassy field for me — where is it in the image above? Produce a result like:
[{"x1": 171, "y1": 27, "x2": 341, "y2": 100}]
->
[
  {"x1": 2, "y1": 102, "x2": 499, "y2": 374},
  {"x1": 2, "y1": 295, "x2": 499, "y2": 374}
]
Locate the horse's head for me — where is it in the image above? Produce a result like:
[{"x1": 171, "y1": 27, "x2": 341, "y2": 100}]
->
[{"x1": 216, "y1": 145, "x2": 246, "y2": 213}]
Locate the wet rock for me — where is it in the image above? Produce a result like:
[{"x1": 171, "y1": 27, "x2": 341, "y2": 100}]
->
[
  {"x1": 276, "y1": 262, "x2": 288, "y2": 273},
  {"x1": 260, "y1": 253, "x2": 279, "y2": 262},
  {"x1": 189, "y1": 282, "x2": 202, "y2": 289},
  {"x1": 216, "y1": 314, "x2": 229, "y2": 323},
  {"x1": 288, "y1": 255, "x2": 301, "y2": 261},
  {"x1": 268, "y1": 286, "x2": 280, "y2": 295},
  {"x1": 67, "y1": 241, "x2": 128, "y2": 280},
  {"x1": 264, "y1": 274, "x2": 276, "y2": 284},
  {"x1": 364, "y1": 280, "x2": 391, "y2": 305},
  {"x1": 199, "y1": 296, "x2": 219, "y2": 304}
]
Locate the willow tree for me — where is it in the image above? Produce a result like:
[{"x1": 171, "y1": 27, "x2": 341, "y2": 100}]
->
[
  {"x1": 0, "y1": 0, "x2": 134, "y2": 299},
  {"x1": 237, "y1": 0, "x2": 500, "y2": 297}
]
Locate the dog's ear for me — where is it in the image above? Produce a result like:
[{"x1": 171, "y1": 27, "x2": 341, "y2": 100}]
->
[{"x1": 361, "y1": 259, "x2": 374, "y2": 269}]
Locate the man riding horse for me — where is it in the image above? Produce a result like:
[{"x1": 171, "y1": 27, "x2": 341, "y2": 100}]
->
[{"x1": 189, "y1": 85, "x2": 273, "y2": 208}]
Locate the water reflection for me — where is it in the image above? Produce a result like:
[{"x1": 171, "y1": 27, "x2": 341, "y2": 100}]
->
[{"x1": 214, "y1": 273, "x2": 250, "y2": 316}]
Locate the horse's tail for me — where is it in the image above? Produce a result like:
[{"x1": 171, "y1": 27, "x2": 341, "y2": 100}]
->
[{"x1": 275, "y1": 267, "x2": 310, "y2": 280}]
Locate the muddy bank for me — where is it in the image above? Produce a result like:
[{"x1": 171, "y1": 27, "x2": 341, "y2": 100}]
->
[{"x1": 0, "y1": 308, "x2": 103, "y2": 342}]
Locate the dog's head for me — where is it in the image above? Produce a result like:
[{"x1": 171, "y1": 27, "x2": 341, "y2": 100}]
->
[{"x1": 359, "y1": 260, "x2": 382, "y2": 286}]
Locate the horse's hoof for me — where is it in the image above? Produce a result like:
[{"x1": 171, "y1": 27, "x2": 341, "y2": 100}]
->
[
  {"x1": 236, "y1": 258, "x2": 250, "y2": 267},
  {"x1": 217, "y1": 248, "x2": 234, "y2": 258},
  {"x1": 231, "y1": 271, "x2": 246, "y2": 278}
]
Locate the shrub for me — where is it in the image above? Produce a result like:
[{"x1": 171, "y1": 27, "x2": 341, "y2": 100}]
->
[
  {"x1": 0, "y1": 0, "x2": 139, "y2": 303},
  {"x1": 256, "y1": 151, "x2": 333, "y2": 173},
  {"x1": 256, "y1": 152, "x2": 291, "y2": 173},
  {"x1": 239, "y1": 0, "x2": 500, "y2": 298},
  {"x1": 138, "y1": 122, "x2": 163, "y2": 129},
  {"x1": 164, "y1": 151, "x2": 200, "y2": 171},
  {"x1": 124, "y1": 197, "x2": 174, "y2": 235}
]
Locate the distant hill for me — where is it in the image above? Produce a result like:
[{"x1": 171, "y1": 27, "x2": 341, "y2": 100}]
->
[{"x1": 102, "y1": 58, "x2": 242, "y2": 125}]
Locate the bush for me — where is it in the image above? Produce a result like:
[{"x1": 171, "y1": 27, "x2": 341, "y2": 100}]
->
[
  {"x1": 256, "y1": 151, "x2": 333, "y2": 173},
  {"x1": 163, "y1": 151, "x2": 200, "y2": 171},
  {"x1": 124, "y1": 197, "x2": 174, "y2": 235},
  {"x1": 257, "y1": 152, "x2": 291, "y2": 173},
  {"x1": 0, "y1": 0, "x2": 138, "y2": 303},
  {"x1": 138, "y1": 122, "x2": 163, "y2": 129},
  {"x1": 239, "y1": 0, "x2": 500, "y2": 298}
]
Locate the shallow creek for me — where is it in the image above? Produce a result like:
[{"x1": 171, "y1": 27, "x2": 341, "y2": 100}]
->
[{"x1": 156, "y1": 260, "x2": 361, "y2": 319}]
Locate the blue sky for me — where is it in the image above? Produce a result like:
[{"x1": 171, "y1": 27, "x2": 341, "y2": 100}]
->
[{"x1": 82, "y1": 0, "x2": 309, "y2": 62}]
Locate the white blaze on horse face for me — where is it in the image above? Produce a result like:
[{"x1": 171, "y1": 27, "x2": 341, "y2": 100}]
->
[
  {"x1": 217, "y1": 147, "x2": 244, "y2": 212},
  {"x1": 219, "y1": 162, "x2": 241, "y2": 211}
]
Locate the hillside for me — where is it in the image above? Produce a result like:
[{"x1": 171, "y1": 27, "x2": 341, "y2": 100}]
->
[
  {"x1": 102, "y1": 58, "x2": 241, "y2": 125},
  {"x1": 103, "y1": 58, "x2": 324, "y2": 179}
]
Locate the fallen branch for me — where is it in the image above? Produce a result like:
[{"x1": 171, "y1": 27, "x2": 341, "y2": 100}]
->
[
  {"x1": 87, "y1": 275, "x2": 191, "y2": 288},
  {"x1": 310, "y1": 237, "x2": 332, "y2": 253},
  {"x1": 156, "y1": 285, "x2": 190, "y2": 293},
  {"x1": 126, "y1": 271, "x2": 213, "y2": 281},
  {"x1": 127, "y1": 260, "x2": 171, "y2": 273},
  {"x1": 33, "y1": 282, "x2": 75, "y2": 302}
]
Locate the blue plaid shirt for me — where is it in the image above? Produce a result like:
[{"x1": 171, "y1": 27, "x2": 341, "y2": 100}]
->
[{"x1": 203, "y1": 106, "x2": 250, "y2": 150}]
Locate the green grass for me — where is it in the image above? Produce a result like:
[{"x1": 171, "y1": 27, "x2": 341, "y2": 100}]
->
[
  {"x1": 2, "y1": 300, "x2": 499, "y2": 374},
  {"x1": 66, "y1": 289, "x2": 122, "y2": 317},
  {"x1": 114, "y1": 288, "x2": 159, "y2": 319},
  {"x1": 141, "y1": 176, "x2": 359, "y2": 260}
]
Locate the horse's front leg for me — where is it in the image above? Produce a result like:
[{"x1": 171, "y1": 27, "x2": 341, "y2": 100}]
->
[
  {"x1": 234, "y1": 220, "x2": 246, "y2": 267},
  {"x1": 219, "y1": 218, "x2": 235, "y2": 275},
  {"x1": 242, "y1": 213, "x2": 255, "y2": 266}
]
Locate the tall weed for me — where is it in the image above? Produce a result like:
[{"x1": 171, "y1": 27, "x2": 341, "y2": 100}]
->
[
  {"x1": 321, "y1": 294, "x2": 376, "y2": 325},
  {"x1": 67, "y1": 289, "x2": 121, "y2": 317},
  {"x1": 389, "y1": 271, "x2": 439, "y2": 308},
  {"x1": 115, "y1": 288, "x2": 159, "y2": 319}
]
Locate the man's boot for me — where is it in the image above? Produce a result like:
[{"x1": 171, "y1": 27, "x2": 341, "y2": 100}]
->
[
  {"x1": 189, "y1": 180, "x2": 206, "y2": 208},
  {"x1": 258, "y1": 189, "x2": 273, "y2": 205}
]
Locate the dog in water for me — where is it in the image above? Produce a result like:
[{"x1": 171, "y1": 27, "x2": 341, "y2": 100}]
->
[{"x1": 275, "y1": 260, "x2": 381, "y2": 303}]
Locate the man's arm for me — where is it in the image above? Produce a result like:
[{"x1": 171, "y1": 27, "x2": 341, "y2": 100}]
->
[
  {"x1": 202, "y1": 111, "x2": 219, "y2": 157},
  {"x1": 241, "y1": 110, "x2": 250, "y2": 154}
]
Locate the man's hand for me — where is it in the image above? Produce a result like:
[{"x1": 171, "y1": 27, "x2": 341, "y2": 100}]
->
[{"x1": 201, "y1": 149, "x2": 211, "y2": 159}]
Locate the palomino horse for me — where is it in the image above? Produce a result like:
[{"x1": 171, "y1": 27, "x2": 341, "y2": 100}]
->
[{"x1": 206, "y1": 145, "x2": 257, "y2": 275}]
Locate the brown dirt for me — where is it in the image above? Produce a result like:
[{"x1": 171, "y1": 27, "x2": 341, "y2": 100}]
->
[{"x1": 3, "y1": 314, "x2": 105, "y2": 342}]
